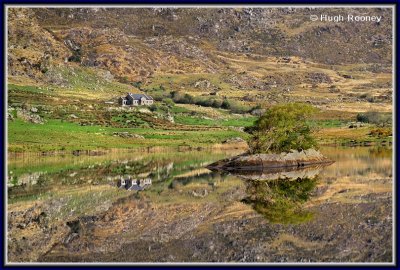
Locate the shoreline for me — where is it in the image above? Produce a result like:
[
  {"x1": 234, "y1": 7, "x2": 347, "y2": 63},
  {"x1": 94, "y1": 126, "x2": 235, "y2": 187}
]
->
[
  {"x1": 7, "y1": 140, "x2": 392, "y2": 158},
  {"x1": 7, "y1": 142, "x2": 250, "y2": 158}
]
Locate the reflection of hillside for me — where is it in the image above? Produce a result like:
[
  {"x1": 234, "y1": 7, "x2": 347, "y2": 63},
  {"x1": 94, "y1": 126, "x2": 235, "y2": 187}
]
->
[
  {"x1": 306, "y1": 147, "x2": 393, "y2": 206},
  {"x1": 171, "y1": 170, "x2": 226, "y2": 186},
  {"x1": 321, "y1": 146, "x2": 392, "y2": 179},
  {"x1": 243, "y1": 177, "x2": 318, "y2": 224},
  {"x1": 8, "y1": 150, "x2": 240, "y2": 200}
]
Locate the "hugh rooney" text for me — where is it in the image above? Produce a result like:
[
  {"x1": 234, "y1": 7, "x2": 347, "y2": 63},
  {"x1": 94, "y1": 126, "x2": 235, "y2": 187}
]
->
[{"x1": 320, "y1": 14, "x2": 382, "y2": 23}]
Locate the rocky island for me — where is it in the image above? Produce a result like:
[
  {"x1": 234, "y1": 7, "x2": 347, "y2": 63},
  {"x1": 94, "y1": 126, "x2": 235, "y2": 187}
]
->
[
  {"x1": 207, "y1": 103, "x2": 334, "y2": 173},
  {"x1": 207, "y1": 149, "x2": 334, "y2": 172}
]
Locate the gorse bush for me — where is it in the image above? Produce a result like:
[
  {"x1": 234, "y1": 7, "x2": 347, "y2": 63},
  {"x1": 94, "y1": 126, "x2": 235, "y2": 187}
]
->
[
  {"x1": 247, "y1": 103, "x2": 318, "y2": 154},
  {"x1": 369, "y1": 127, "x2": 392, "y2": 137}
]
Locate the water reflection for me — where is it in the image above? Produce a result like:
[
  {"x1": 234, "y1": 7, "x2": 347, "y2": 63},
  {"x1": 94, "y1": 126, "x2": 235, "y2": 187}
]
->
[
  {"x1": 242, "y1": 177, "x2": 318, "y2": 224},
  {"x1": 117, "y1": 177, "x2": 152, "y2": 191},
  {"x1": 206, "y1": 158, "x2": 334, "y2": 224},
  {"x1": 219, "y1": 165, "x2": 328, "y2": 224},
  {"x1": 7, "y1": 150, "x2": 242, "y2": 202},
  {"x1": 7, "y1": 147, "x2": 393, "y2": 262},
  {"x1": 217, "y1": 165, "x2": 326, "y2": 181}
]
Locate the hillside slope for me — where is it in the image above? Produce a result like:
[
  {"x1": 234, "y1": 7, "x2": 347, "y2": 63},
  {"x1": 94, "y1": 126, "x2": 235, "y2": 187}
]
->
[{"x1": 7, "y1": 7, "x2": 393, "y2": 114}]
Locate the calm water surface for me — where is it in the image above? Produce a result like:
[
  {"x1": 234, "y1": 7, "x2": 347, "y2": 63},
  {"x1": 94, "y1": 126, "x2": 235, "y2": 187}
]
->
[{"x1": 7, "y1": 146, "x2": 392, "y2": 263}]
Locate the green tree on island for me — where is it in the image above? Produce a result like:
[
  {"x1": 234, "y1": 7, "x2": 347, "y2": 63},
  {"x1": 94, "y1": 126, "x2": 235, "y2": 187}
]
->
[{"x1": 247, "y1": 103, "x2": 318, "y2": 154}]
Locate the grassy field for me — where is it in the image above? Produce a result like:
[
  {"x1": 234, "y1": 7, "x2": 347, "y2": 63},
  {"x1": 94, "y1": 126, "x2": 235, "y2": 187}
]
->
[
  {"x1": 174, "y1": 115, "x2": 256, "y2": 127},
  {"x1": 8, "y1": 119, "x2": 246, "y2": 153},
  {"x1": 8, "y1": 115, "x2": 392, "y2": 153}
]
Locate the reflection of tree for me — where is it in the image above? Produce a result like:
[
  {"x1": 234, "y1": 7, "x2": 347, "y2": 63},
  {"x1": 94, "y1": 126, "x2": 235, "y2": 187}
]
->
[{"x1": 242, "y1": 177, "x2": 318, "y2": 224}]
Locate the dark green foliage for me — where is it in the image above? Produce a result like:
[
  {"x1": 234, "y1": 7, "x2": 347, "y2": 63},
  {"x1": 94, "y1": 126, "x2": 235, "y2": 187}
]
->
[
  {"x1": 149, "y1": 104, "x2": 157, "y2": 112},
  {"x1": 68, "y1": 49, "x2": 82, "y2": 63},
  {"x1": 148, "y1": 91, "x2": 170, "y2": 102},
  {"x1": 356, "y1": 111, "x2": 392, "y2": 127},
  {"x1": 248, "y1": 103, "x2": 318, "y2": 153},
  {"x1": 221, "y1": 99, "x2": 231, "y2": 109},
  {"x1": 227, "y1": 100, "x2": 251, "y2": 114},
  {"x1": 163, "y1": 98, "x2": 175, "y2": 108},
  {"x1": 356, "y1": 113, "x2": 369, "y2": 123},
  {"x1": 132, "y1": 81, "x2": 143, "y2": 88},
  {"x1": 170, "y1": 92, "x2": 250, "y2": 114},
  {"x1": 171, "y1": 92, "x2": 194, "y2": 104}
]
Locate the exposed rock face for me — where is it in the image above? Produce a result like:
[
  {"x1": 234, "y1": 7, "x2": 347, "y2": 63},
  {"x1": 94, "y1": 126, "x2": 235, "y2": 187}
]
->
[
  {"x1": 207, "y1": 149, "x2": 333, "y2": 171},
  {"x1": 222, "y1": 137, "x2": 245, "y2": 144},
  {"x1": 8, "y1": 8, "x2": 392, "y2": 84},
  {"x1": 7, "y1": 8, "x2": 69, "y2": 79},
  {"x1": 16, "y1": 108, "x2": 45, "y2": 124}
]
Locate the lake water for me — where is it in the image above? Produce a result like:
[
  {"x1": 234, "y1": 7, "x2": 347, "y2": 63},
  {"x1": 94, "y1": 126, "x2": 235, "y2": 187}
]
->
[{"x1": 7, "y1": 146, "x2": 393, "y2": 263}]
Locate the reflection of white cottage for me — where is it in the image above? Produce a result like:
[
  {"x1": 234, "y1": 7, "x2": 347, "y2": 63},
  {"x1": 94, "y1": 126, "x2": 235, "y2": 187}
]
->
[
  {"x1": 117, "y1": 177, "x2": 152, "y2": 191},
  {"x1": 120, "y1": 179, "x2": 126, "y2": 186},
  {"x1": 138, "y1": 178, "x2": 152, "y2": 186}
]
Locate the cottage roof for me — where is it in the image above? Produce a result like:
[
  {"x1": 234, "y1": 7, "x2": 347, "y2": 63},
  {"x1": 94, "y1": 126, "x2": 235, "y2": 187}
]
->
[{"x1": 127, "y1": 93, "x2": 153, "y2": 100}]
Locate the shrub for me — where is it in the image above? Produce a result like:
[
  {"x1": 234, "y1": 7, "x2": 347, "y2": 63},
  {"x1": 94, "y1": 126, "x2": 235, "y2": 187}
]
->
[
  {"x1": 132, "y1": 81, "x2": 142, "y2": 88},
  {"x1": 247, "y1": 103, "x2": 318, "y2": 153},
  {"x1": 68, "y1": 49, "x2": 82, "y2": 63},
  {"x1": 228, "y1": 100, "x2": 251, "y2": 114},
  {"x1": 369, "y1": 128, "x2": 392, "y2": 137},
  {"x1": 119, "y1": 76, "x2": 130, "y2": 84},
  {"x1": 163, "y1": 98, "x2": 175, "y2": 107},
  {"x1": 170, "y1": 92, "x2": 250, "y2": 114},
  {"x1": 149, "y1": 104, "x2": 158, "y2": 112},
  {"x1": 171, "y1": 91, "x2": 193, "y2": 104},
  {"x1": 356, "y1": 113, "x2": 369, "y2": 123},
  {"x1": 221, "y1": 99, "x2": 231, "y2": 109},
  {"x1": 356, "y1": 112, "x2": 392, "y2": 127},
  {"x1": 147, "y1": 91, "x2": 170, "y2": 101},
  {"x1": 212, "y1": 99, "x2": 223, "y2": 108}
]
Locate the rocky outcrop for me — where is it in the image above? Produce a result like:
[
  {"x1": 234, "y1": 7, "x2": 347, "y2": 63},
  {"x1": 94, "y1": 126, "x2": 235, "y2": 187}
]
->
[
  {"x1": 16, "y1": 108, "x2": 45, "y2": 124},
  {"x1": 206, "y1": 149, "x2": 333, "y2": 171},
  {"x1": 112, "y1": 132, "x2": 144, "y2": 139},
  {"x1": 222, "y1": 137, "x2": 245, "y2": 144}
]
